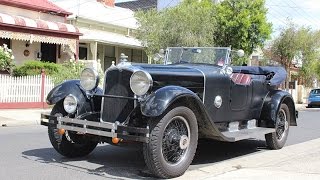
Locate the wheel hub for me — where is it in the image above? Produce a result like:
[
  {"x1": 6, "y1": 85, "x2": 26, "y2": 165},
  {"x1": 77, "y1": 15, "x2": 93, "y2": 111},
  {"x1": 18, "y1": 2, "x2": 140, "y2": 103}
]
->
[{"x1": 179, "y1": 135, "x2": 189, "y2": 149}]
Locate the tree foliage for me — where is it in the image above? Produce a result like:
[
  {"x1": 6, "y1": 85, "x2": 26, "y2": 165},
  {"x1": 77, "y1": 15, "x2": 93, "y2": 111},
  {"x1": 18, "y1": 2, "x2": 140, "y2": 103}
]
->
[
  {"x1": 135, "y1": 1, "x2": 213, "y2": 54},
  {"x1": 135, "y1": 0, "x2": 272, "y2": 65},
  {"x1": 214, "y1": 0, "x2": 272, "y2": 64},
  {"x1": 135, "y1": 0, "x2": 216, "y2": 58},
  {"x1": 264, "y1": 22, "x2": 320, "y2": 88}
]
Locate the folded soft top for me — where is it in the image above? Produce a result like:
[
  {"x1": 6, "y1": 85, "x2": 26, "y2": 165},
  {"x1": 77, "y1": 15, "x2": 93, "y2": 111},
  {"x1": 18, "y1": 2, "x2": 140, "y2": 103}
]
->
[{"x1": 232, "y1": 66, "x2": 287, "y2": 86}]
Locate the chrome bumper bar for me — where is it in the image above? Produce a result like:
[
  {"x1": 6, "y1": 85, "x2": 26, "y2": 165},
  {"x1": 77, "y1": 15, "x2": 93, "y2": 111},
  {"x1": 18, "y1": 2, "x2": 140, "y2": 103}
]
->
[{"x1": 41, "y1": 114, "x2": 149, "y2": 143}]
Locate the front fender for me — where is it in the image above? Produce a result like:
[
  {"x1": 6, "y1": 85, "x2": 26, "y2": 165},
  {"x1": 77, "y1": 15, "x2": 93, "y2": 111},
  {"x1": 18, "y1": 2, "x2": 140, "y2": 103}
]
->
[
  {"x1": 260, "y1": 90, "x2": 297, "y2": 127},
  {"x1": 140, "y1": 86, "x2": 202, "y2": 117},
  {"x1": 47, "y1": 80, "x2": 103, "y2": 114},
  {"x1": 46, "y1": 80, "x2": 86, "y2": 105}
]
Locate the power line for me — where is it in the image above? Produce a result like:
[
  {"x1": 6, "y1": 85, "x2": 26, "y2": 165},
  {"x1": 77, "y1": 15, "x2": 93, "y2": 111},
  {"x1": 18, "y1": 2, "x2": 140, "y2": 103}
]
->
[{"x1": 267, "y1": 0, "x2": 320, "y2": 26}]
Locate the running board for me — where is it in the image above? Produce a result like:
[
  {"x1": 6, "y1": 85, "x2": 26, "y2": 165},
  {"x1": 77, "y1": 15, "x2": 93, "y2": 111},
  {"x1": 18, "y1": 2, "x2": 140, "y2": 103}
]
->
[{"x1": 221, "y1": 127, "x2": 275, "y2": 142}]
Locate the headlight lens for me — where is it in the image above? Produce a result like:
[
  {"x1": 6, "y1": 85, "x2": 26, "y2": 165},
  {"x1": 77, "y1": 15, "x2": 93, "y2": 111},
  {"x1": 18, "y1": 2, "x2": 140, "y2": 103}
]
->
[
  {"x1": 63, "y1": 94, "x2": 78, "y2": 114},
  {"x1": 80, "y1": 68, "x2": 99, "y2": 91},
  {"x1": 130, "y1": 71, "x2": 153, "y2": 96}
]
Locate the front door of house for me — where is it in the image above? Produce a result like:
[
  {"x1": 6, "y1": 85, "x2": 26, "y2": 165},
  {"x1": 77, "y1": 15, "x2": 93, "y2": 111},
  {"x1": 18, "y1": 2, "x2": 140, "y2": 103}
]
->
[{"x1": 41, "y1": 43, "x2": 56, "y2": 63}]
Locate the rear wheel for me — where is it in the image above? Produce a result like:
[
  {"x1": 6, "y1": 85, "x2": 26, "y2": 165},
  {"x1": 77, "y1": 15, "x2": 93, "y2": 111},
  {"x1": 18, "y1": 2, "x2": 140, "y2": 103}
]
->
[
  {"x1": 265, "y1": 104, "x2": 290, "y2": 150},
  {"x1": 143, "y1": 106, "x2": 198, "y2": 178},
  {"x1": 48, "y1": 103, "x2": 97, "y2": 158}
]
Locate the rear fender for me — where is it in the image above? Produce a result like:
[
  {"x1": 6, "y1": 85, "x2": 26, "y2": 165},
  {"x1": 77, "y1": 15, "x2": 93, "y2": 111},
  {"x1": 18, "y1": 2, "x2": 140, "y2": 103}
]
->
[{"x1": 260, "y1": 90, "x2": 297, "y2": 127}]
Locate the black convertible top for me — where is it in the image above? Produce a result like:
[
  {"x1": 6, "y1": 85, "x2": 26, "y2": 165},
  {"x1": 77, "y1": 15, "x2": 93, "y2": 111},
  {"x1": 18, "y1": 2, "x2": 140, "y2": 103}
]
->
[{"x1": 232, "y1": 66, "x2": 287, "y2": 86}]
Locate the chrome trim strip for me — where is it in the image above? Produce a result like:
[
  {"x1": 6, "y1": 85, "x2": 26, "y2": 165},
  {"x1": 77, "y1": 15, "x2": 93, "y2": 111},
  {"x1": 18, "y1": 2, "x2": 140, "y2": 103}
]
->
[{"x1": 191, "y1": 67, "x2": 206, "y2": 103}]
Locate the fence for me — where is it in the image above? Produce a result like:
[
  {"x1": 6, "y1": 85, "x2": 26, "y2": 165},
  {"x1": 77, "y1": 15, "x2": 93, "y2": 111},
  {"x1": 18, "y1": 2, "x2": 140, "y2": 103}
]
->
[{"x1": 0, "y1": 73, "x2": 54, "y2": 109}]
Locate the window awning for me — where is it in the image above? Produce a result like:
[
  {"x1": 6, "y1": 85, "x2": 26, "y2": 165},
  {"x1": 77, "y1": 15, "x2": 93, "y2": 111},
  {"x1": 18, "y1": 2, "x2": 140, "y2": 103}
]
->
[
  {"x1": 0, "y1": 12, "x2": 80, "y2": 35},
  {"x1": 79, "y1": 28, "x2": 142, "y2": 48},
  {"x1": 0, "y1": 12, "x2": 81, "y2": 53}
]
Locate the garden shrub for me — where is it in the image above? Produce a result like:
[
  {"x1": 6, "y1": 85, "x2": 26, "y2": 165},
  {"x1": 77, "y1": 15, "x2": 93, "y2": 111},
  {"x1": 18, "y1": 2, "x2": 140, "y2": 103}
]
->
[
  {"x1": 13, "y1": 60, "x2": 61, "y2": 76},
  {"x1": 13, "y1": 60, "x2": 85, "y2": 85},
  {"x1": 0, "y1": 44, "x2": 15, "y2": 74}
]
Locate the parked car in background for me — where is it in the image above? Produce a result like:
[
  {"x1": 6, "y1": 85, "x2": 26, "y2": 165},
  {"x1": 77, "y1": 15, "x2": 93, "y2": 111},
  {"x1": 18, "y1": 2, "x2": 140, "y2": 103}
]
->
[
  {"x1": 40, "y1": 47, "x2": 298, "y2": 178},
  {"x1": 307, "y1": 89, "x2": 320, "y2": 108}
]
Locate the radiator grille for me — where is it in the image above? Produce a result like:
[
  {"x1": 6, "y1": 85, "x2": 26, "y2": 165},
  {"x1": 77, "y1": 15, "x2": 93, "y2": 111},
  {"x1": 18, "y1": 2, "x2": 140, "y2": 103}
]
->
[{"x1": 101, "y1": 69, "x2": 134, "y2": 123}]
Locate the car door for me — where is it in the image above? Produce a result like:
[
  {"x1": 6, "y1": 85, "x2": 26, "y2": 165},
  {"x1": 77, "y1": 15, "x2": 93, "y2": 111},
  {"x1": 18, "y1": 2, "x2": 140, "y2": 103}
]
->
[{"x1": 229, "y1": 73, "x2": 253, "y2": 121}]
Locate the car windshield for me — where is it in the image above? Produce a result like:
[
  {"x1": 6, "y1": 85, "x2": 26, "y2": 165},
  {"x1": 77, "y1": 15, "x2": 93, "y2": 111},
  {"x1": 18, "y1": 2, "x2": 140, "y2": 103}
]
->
[
  {"x1": 165, "y1": 47, "x2": 230, "y2": 66},
  {"x1": 311, "y1": 89, "x2": 320, "y2": 94}
]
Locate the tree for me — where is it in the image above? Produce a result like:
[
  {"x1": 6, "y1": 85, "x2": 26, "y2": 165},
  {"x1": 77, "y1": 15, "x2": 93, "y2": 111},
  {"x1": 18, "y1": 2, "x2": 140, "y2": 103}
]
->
[
  {"x1": 264, "y1": 22, "x2": 320, "y2": 88},
  {"x1": 296, "y1": 29, "x2": 320, "y2": 87},
  {"x1": 135, "y1": 0, "x2": 272, "y2": 65},
  {"x1": 135, "y1": 0, "x2": 216, "y2": 59},
  {"x1": 214, "y1": 0, "x2": 272, "y2": 64}
]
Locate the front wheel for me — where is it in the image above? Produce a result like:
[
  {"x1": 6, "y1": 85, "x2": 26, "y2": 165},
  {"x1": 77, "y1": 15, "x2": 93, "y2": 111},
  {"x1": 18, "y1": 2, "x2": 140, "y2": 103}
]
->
[
  {"x1": 48, "y1": 103, "x2": 98, "y2": 158},
  {"x1": 265, "y1": 104, "x2": 290, "y2": 150},
  {"x1": 143, "y1": 106, "x2": 198, "y2": 178}
]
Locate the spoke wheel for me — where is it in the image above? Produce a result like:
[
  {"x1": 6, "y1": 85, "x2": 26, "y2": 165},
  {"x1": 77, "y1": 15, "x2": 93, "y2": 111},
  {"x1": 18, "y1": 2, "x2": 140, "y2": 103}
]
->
[
  {"x1": 162, "y1": 116, "x2": 190, "y2": 165},
  {"x1": 143, "y1": 106, "x2": 198, "y2": 178},
  {"x1": 265, "y1": 103, "x2": 290, "y2": 150}
]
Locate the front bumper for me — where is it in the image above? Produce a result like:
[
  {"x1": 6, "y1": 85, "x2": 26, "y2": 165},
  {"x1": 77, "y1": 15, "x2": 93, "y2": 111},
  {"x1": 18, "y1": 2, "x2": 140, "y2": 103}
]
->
[{"x1": 40, "y1": 114, "x2": 149, "y2": 143}]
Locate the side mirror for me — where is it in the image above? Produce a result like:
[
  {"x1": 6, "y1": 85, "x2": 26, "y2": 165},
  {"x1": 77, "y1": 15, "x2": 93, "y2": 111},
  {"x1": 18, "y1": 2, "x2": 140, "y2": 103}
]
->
[{"x1": 237, "y1": 50, "x2": 245, "y2": 57}]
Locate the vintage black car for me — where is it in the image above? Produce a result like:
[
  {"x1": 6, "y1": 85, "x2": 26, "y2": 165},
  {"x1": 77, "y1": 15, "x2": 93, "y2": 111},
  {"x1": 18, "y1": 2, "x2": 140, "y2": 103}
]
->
[{"x1": 41, "y1": 47, "x2": 298, "y2": 178}]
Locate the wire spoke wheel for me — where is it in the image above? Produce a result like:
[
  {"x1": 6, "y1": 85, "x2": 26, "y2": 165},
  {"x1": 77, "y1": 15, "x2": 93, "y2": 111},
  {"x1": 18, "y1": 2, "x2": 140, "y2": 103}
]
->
[
  {"x1": 265, "y1": 103, "x2": 290, "y2": 150},
  {"x1": 143, "y1": 106, "x2": 198, "y2": 178},
  {"x1": 276, "y1": 109, "x2": 288, "y2": 141},
  {"x1": 162, "y1": 116, "x2": 190, "y2": 164}
]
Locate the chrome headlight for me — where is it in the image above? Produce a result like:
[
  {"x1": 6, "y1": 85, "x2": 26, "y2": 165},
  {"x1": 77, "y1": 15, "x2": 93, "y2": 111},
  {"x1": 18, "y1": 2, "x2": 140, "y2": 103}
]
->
[
  {"x1": 63, "y1": 94, "x2": 78, "y2": 114},
  {"x1": 80, "y1": 68, "x2": 99, "y2": 91},
  {"x1": 130, "y1": 71, "x2": 153, "y2": 96}
]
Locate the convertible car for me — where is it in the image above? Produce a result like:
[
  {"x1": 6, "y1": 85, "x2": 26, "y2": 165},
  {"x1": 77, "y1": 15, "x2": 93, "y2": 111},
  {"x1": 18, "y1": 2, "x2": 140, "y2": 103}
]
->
[{"x1": 41, "y1": 47, "x2": 298, "y2": 178}]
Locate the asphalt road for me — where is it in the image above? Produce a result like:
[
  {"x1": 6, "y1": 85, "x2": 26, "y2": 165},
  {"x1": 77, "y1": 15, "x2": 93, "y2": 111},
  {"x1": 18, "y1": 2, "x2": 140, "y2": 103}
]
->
[{"x1": 0, "y1": 109, "x2": 320, "y2": 180}]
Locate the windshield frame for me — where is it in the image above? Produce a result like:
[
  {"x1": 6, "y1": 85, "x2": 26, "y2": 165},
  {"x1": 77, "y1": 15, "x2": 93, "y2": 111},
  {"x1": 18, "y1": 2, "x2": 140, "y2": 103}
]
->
[{"x1": 164, "y1": 47, "x2": 231, "y2": 65}]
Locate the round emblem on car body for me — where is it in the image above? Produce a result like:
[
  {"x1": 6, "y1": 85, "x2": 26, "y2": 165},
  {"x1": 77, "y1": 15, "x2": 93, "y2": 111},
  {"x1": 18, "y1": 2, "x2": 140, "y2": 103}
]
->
[{"x1": 214, "y1": 95, "x2": 222, "y2": 108}]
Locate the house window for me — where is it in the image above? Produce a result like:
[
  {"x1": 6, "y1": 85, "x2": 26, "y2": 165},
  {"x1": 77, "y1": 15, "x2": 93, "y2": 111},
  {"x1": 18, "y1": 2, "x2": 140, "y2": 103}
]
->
[
  {"x1": 0, "y1": 38, "x2": 11, "y2": 49},
  {"x1": 79, "y1": 47, "x2": 88, "y2": 60}
]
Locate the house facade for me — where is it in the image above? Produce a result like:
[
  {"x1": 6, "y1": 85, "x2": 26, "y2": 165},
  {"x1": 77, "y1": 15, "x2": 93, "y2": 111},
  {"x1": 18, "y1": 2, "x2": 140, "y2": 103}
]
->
[
  {"x1": 0, "y1": 0, "x2": 81, "y2": 65},
  {"x1": 52, "y1": 0, "x2": 148, "y2": 71}
]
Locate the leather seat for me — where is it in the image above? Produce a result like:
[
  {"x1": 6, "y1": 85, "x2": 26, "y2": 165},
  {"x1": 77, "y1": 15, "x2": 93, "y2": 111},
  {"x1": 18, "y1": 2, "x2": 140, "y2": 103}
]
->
[{"x1": 231, "y1": 73, "x2": 252, "y2": 85}]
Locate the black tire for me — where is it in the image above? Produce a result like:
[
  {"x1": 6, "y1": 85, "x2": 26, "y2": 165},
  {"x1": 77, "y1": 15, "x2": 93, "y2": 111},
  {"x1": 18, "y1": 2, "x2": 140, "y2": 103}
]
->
[
  {"x1": 265, "y1": 104, "x2": 290, "y2": 150},
  {"x1": 307, "y1": 104, "x2": 313, "y2": 108},
  {"x1": 143, "y1": 106, "x2": 198, "y2": 178},
  {"x1": 48, "y1": 103, "x2": 98, "y2": 158}
]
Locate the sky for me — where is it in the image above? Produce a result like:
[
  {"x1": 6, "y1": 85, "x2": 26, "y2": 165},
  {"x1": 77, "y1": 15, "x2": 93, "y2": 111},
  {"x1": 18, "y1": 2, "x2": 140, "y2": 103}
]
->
[{"x1": 266, "y1": 0, "x2": 320, "y2": 37}]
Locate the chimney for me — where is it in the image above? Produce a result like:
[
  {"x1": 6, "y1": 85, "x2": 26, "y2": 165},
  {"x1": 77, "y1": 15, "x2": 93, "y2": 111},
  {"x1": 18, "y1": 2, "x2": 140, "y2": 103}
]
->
[{"x1": 97, "y1": 0, "x2": 115, "y2": 7}]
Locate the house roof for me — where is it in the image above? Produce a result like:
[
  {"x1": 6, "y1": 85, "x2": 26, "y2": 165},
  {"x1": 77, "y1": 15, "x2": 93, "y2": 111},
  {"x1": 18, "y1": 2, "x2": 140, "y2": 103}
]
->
[
  {"x1": 53, "y1": 0, "x2": 138, "y2": 29},
  {"x1": 0, "y1": 0, "x2": 71, "y2": 16},
  {"x1": 115, "y1": 0, "x2": 157, "y2": 11}
]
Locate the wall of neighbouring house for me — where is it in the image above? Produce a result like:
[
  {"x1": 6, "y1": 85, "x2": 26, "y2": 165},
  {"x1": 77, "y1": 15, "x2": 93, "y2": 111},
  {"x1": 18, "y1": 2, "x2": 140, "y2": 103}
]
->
[
  {"x1": 12, "y1": 40, "x2": 41, "y2": 65},
  {"x1": 0, "y1": 5, "x2": 65, "y2": 22}
]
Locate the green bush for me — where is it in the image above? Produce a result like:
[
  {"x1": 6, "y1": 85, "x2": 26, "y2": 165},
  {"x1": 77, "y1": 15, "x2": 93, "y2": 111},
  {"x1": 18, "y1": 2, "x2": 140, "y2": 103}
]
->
[
  {"x1": 13, "y1": 60, "x2": 61, "y2": 76},
  {"x1": 13, "y1": 60, "x2": 85, "y2": 85},
  {"x1": 50, "y1": 60, "x2": 85, "y2": 85}
]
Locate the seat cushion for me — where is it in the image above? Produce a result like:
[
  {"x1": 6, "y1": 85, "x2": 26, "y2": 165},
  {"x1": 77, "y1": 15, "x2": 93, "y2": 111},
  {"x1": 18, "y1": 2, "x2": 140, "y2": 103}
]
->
[{"x1": 231, "y1": 73, "x2": 252, "y2": 85}]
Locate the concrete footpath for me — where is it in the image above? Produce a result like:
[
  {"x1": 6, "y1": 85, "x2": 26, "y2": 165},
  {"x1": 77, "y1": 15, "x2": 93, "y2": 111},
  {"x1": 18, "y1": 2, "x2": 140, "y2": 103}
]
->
[
  {"x1": 178, "y1": 137, "x2": 320, "y2": 180},
  {"x1": 0, "y1": 108, "x2": 51, "y2": 127}
]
